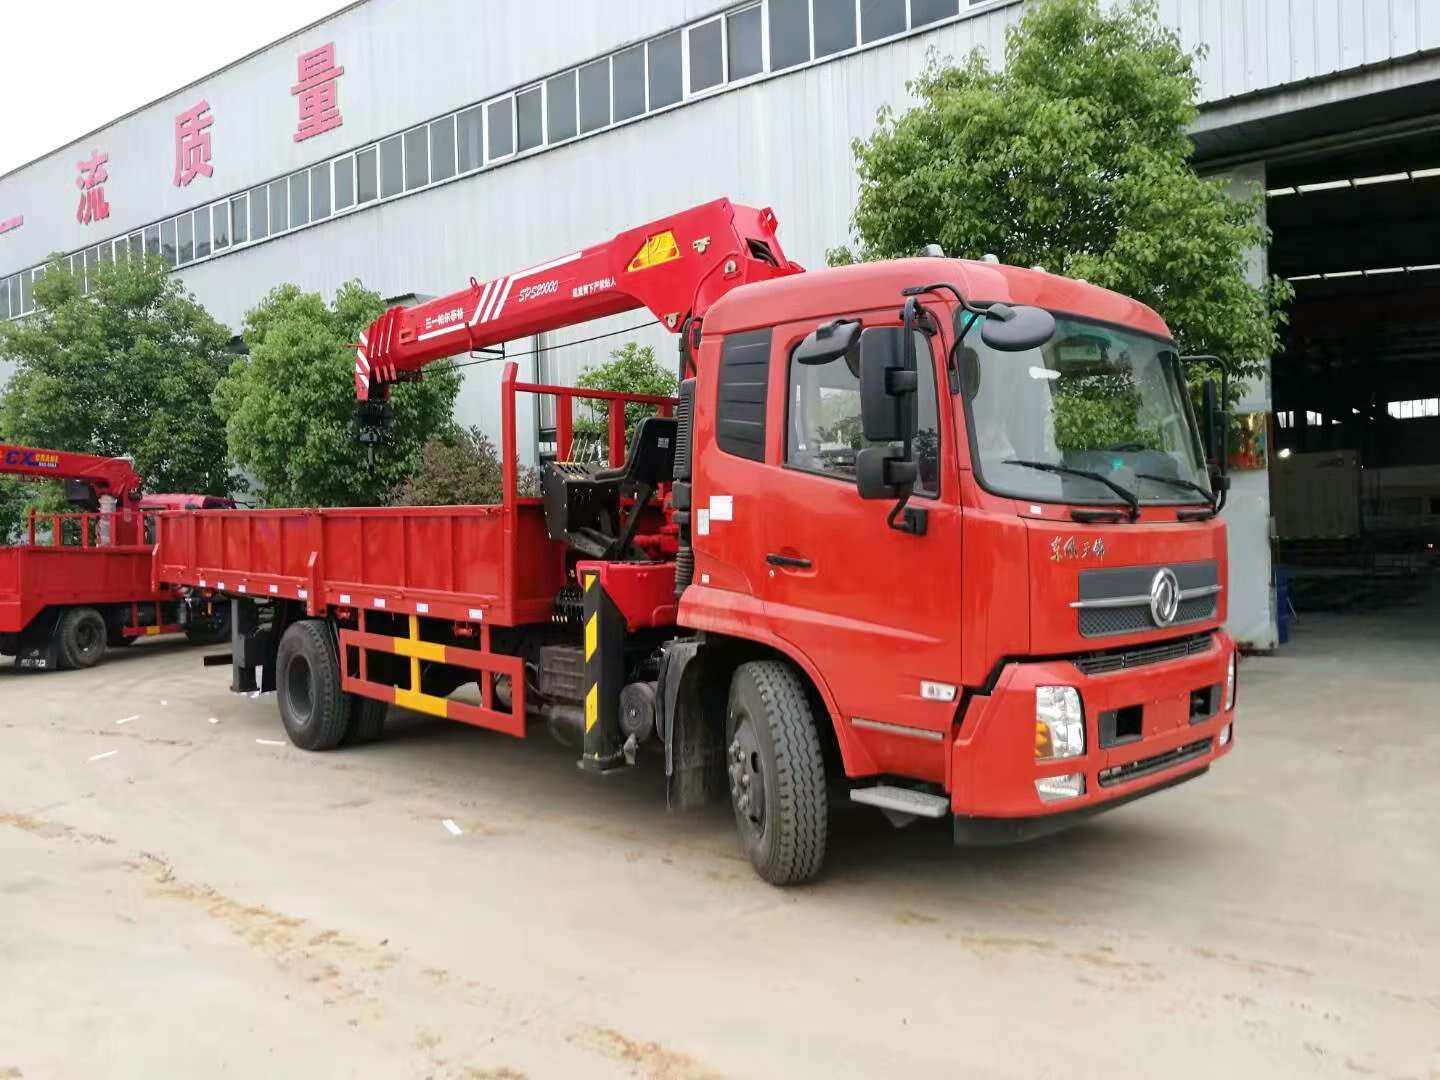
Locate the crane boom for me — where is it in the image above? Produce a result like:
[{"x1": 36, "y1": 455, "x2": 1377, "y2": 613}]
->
[
  {"x1": 0, "y1": 444, "x2": 142, "y2": 502},
  {"x1": 354, "y1": 199, "x2": 800, "y2": 401}
]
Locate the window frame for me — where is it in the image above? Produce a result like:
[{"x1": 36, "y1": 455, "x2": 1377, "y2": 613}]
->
[{"x1": 685, "y1": 15, "x2": 727, "y2": 95}]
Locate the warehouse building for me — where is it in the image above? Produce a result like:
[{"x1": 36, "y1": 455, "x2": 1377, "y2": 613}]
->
[{"x1": 2, "y1": 0, "x2": 1439, "y2": 648}]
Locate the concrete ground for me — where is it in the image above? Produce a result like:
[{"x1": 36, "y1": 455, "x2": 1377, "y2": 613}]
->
[{"x1": 2, "y1": 591, "x2": 1439, "y2": 1080}]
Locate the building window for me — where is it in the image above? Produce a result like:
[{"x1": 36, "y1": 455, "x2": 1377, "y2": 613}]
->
[
  {"x1": 379, "y1": 135, "x2": 403, "y2": 198},
  {"x1": 728, "y1": 5, "x2": 763, "y2": 81},
  {"x1": 911, "y1": 0, "x2": 960, "y2": 27},
  {"x1": 546, "y1": 71, "x2": 577, "y2": 143},
  {"x1": 814, "y1": 0, "x2": 858, "y2": 57},
  {"x1": 269, "y1": 178, "x2": 289, "y2": 234},
  {"x1": 195, "y1": 208, "x2": 212, "y2": 259},
  {"x1": 356, "y1": 146, "x2": 379, "y2": 203},
  {"x1": 579, "y1": 58, "x2": 611, "y2": 134},
  {"x1": 404, "y1": 126, "x2": 429, "y2": 191},
  {"x1": 1306, "y1": 410, "x2": 1322, "y2": 426},
  {"x1": 613, "y1": 45, "x2": 645, "y2": 121},
  {"x1": 289, "y1": 171, "x2": 310, "y2": 228},
  {"x1": 160, "y1": 219, "x2": 178, "y2": 268},
  {"x1": 128, "y1": 231, "x2": 144, "y2": 260},
  {"x1": 333, "y1": 156, "x2": 355, "y2": 211},
  {"x1": 1387, "y1": 398, "x2": 1440, "y2": 420},
  {"x1": 648, "y1": 31, "x2": 683, "y2": 109},
  {"x1": 311, "y1": 161, "x2": 332, "y2": 220},
  {"x1": 144, "y1": 224, "x2": 161, "y2": 257},
  {"x1": 861, "y1": 0, "x2": 906, "y2": 41},
  {"x1": 211, "y1": 204, "x2": 229, "y2": 250},
  {"x1": 1276, "y1": 410, "x2": 1293, "y2": 429},
  {"x1": 689, "y1": 19, "x2": 724, "y2": 93},
  {"x1": 770, "y1": 0, "x2": 811, "y2": 71},
  {"x1": 229, "y1": 195, "x2": 247, "y2": 245},
  {"x1": 98, "y1": 242, "x2": 113, "y2": 267},
  {"x1": 516, "y1": 87, "x2": 543, "y2": 152},
  {"x1": 430, "y1": 115, "x2": 456, "y2": 182},
  {"x1": 20, "y1": 269, "x2": 32, "y2": 313},
  {"x1": 176, "y1": 214, "x2": 193, "y2": 265},
  {"x1": 458, "y1": 105, "x2": 484, "y2": 170},
  {"x1": 486, "y1": 99, "x2": 514, "y2": 160}
]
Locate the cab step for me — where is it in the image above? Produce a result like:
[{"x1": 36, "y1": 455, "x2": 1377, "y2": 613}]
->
[{"x1": 850, "y1": 785, "x2": 949, "y2": 821}]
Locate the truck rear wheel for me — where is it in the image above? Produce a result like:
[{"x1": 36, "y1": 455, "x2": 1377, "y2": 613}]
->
[
  {"x1": 276, "y1": 620, "x2": 350, "y2": 751},
  {"x1": 57, "y1": 608, "x2": 107, "y2": 670},
  {"x1": 343, "y1": 696, "x2": 388, "y2": 746},
  {"x1": 725, "y1": 660, "x2": 828, "y2": 885}
]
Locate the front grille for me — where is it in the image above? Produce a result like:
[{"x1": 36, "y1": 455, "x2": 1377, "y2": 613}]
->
[
  {"x1": 1098, "y1": 737, "x2": 1212, "y2": 788},
  {"x1": 1078, "y1": 594, "x2": 1216, "y2": 637},
  {"x1": 1074, "y1": 632, "x2": 1213, "y2": 676}
]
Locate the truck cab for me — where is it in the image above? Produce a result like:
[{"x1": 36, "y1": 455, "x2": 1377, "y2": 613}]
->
[{"x1": 682, "y1": 257, "x2": 1236, "y2": 842}]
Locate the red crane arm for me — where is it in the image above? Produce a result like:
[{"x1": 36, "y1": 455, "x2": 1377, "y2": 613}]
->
[
  {"x1": 355, "y1": 198, "x2": 801, "y2": 399},
  {"x1": 0, "y1": 444, "x2": 142, "y2": 502}
]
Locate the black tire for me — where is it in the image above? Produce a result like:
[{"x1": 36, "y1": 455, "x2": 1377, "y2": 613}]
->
[
  {"x1": 185, "y1": 603, "x2": 231, "y2": 646},
  {"x1": 56, "y1": 608, "x2": 108, "y2": 671},
  {"x1": 725, "y1": 660, "x2": 828, "y2": 885},
  {"x1": 276, "y1": 620, "x2": 351, "y2": 751},
  {"x1": 342, "y1": 696, "x2": 388, "y2": 746}
]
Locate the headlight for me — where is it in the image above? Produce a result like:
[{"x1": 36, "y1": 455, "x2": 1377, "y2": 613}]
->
[
  {"x1": 1035, "y1": 686, "x2": 1084, "y2": 760},
  {"x1": 1224, "y1": 650, "x2": 1237, "y2": 711}
]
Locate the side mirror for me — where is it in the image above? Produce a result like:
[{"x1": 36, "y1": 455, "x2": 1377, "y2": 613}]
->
[
  {"x1": 855, "y1": 301, "x2": 927, "y2": 535},
  {"x1": 794, "y1": 318, "x2": 861, "y2": 367},
  {"x1": 857, "y1": 325, "x2": 918, "y2": 445},
  {"x1": 1201, "y1": 378, "x2": 1220, "y2": 465},
  {"x1": 979, "y1": 303, "x2": 1056, "y2": 352}
]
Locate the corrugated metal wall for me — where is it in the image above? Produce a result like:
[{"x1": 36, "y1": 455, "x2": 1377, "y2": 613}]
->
[{"x1": 1156, "y1": 0, "x2": 1440, "y2": 103}]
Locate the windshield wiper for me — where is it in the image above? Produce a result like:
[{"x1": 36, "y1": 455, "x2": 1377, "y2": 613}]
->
[
  {"x1": 1135, "y1": 472, "x2": 1218, "y2": 517},
  {"x1": 1002, "y1": 459, "x2": 1141, "y2": 522}
]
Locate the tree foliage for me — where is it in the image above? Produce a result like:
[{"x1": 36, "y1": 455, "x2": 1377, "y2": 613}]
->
[
  {"x1": 573, "y1": 341, "x2": 678, "y2": 450},
  {"x1": 0, "y1": 254, "x2": 234, "y2": 505},
  {"x1": 396, "y1": 425, "x2": 536, "y2": 506},
  {"x1": 215, "y1": 281, "x2": 460, "y2": 507},
  {"x1": 832, "y1": 0, "x2": 1290, "y2": 391}
]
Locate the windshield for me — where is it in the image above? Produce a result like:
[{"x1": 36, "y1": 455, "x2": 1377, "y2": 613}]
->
[{"x1": 961, "y1": 315, "x2": 1210, "y2": 506}]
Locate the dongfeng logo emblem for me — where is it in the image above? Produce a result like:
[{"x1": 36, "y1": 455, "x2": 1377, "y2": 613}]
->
[{"x1": 1149, "y1": 568, "x2": 1181, "y2": 626}]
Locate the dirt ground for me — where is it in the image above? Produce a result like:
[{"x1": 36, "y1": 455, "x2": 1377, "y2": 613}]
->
[{"x1": 2, "y1": 592, "x2": 1439, "y2": 1079}]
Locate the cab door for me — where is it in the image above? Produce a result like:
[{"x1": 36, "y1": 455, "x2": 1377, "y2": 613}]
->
[{"x1": 759, "y1": 314, "x2": 965, "y2": 778}]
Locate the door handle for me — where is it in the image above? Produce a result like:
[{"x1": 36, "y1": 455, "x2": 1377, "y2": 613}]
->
[{"x1": 766, "y1": 553, "x2": 812, "y2": 569}]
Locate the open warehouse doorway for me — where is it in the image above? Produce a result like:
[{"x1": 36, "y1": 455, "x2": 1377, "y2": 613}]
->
[{"x1": 1265, "y1": 132, "x2": 1440, "y2": 624}]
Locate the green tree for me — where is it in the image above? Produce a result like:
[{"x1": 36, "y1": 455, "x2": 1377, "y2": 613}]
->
[
  {"x1": 573, "y1": 341, "x2": 677, "y2": 451},
  {"x1": 831, "y1": 0, "x2": 1290, "y2": 392},
  {"x1": 214, "y1": 281, "x2": 460, "y2": 507},
  {"x1": 0, "y1": 254, "x2": 234, "y2": 500},
  {"x1": 396, "y1": 425, "x2": 536, "y2": 506}
]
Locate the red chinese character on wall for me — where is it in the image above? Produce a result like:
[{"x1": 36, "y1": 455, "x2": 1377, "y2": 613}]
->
[
  {"x1": 173, "y1": 99, "x2": 214, "y2": 187},
  {"x1": 291, "y1": 44, "x2": 344, "y2": 143},
  {"x1": 75, "y1": 150, "x2": 110, "y2": 225}
]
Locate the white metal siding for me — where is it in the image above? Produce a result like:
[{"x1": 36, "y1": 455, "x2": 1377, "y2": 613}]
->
[{"x1": 1155, "y1": 0, "x2": 1440, "y2": 103}]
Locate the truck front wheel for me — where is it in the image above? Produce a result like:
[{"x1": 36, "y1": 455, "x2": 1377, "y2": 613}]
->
[
  {"x1": 725, "y1": 660, "x2": 828, "y2": 885},
  {"x1": 276, "y1": 620, "x2": 350, "y2": 751},
  {"x1": 57, "y1": 608, "x2": 108, "y2": 670}
]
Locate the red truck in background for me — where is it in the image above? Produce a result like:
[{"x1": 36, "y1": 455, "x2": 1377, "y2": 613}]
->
[
  {"x1": 0, "y1": 444, "x2": 231, "y2": 670},
  {"x1": 154, "y1": 198, "x2": 1237, "y2": 884}
]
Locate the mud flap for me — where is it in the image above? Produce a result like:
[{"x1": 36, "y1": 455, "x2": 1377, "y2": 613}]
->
[{"x1": 658, "y1": 638, "x2": 726, "y2": 811}]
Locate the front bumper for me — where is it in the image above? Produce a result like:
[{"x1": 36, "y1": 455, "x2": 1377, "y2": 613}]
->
[{"x1": 950, "y1": 631, "x2": 1235, "y2": 841}]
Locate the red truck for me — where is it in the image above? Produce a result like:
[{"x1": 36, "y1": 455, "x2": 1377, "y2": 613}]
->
[
  {"x1": 0, "y1": 444, "x2": 230, "y2": 670},
  {"x1": 154, "y1": 199, "x2": 1237, "y2": 883}
]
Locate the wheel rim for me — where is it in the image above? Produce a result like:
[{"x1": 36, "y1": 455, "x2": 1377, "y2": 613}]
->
[
  {"x1": 286, "y1": 654, "x2": 314, "y2": 722},
  {"x1": 76, "y1": 620, "x2": 102, "y2": 657},
  {"x1": 728, "y1": 711, "x2": 767, "y2": 838}
]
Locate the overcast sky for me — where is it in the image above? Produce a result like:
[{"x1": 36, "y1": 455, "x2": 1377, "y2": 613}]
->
[{"x1": 0, "y1": 0, "x2": 346, "y2": 175}]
